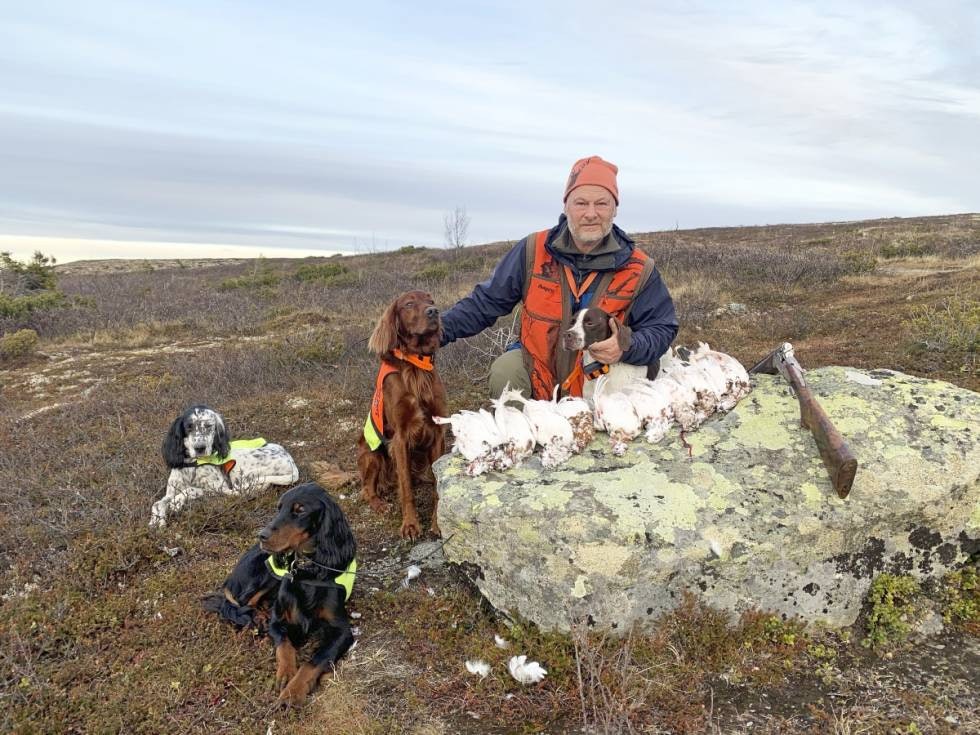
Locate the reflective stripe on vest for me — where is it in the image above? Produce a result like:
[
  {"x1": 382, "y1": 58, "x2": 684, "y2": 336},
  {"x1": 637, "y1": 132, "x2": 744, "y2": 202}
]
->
[
  {"x1": 364, "y1": 361, "x2": 399, "y2": 451},
  {"x1": 265, "y1": 555, "x2": 357, "y2": 601},
  {"x1": 266, "y1": 552, "x2": 291, "y2": 577},
  {"x1": 520, "y1": 230, "x2": 650, "y2": 399},
  {"x1": 195, "y1": 438, "x2": 267, "y2": 466},
  {"x1": 334, "y1": 559, "x2": 357, "y2": 601}
]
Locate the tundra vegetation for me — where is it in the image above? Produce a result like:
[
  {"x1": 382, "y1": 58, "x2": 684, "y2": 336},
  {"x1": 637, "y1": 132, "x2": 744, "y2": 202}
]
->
[{"x1": 0, "y1": 214, "x2": 978, "y2": 733}]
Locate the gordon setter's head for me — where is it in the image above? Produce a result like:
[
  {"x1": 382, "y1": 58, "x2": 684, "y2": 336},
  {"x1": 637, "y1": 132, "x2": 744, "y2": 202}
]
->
[
  {"x1": 258, "y1": 482, "x2": 356, "y2": 571},
  {"x1": 368, "y1": 290, "x2": 442, "y2": 357},
  {"x1": 162, "y1": 405, "x2": 231, "y2": 468}
]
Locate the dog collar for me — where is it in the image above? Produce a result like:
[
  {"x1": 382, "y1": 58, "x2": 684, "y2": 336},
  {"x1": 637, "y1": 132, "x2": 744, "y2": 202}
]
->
[
  {"x1": 391, "y1": 349, "x2": 434, "y2": 371},
  {"x1": 560, "y1": 358, "x2": 610, "y2": 393},
  {"x1": 582, "y1": 361, "x2": 610, "y2": 381}
]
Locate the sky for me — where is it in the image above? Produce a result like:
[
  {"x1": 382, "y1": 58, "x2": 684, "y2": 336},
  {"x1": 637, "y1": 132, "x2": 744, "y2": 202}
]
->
[{"x1": 1, "y1": 0, "x2": 978, "y2": 263}]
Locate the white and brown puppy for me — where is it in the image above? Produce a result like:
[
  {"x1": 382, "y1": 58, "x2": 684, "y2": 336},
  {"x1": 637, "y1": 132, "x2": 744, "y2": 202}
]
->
[{"x1": 561, "y1": 307, "x2": 658, "y2": 402}]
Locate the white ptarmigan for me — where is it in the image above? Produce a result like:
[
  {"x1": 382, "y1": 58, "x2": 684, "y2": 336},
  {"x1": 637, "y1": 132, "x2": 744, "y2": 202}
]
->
[
  {"x1": 491, "y1": 386, "x2": 537, "y2": 469},
  {"x1": 433, "y1": 408, "x2": 504, "y2": 476},
  {"x1": 592, "y1": 374, "x2": 642, "y2": 456},
  {"x1": 512, "y1": 387, "x2": 576, "y2": 468}
]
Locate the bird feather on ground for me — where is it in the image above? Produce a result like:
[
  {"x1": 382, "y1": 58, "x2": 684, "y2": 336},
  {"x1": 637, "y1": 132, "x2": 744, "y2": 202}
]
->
[
  {"x1": 465, "y1": 660, "x2": 491, "y2": 678},
  {"x1": 508, "y1": 655, "x2": 548, "y2": 684}
]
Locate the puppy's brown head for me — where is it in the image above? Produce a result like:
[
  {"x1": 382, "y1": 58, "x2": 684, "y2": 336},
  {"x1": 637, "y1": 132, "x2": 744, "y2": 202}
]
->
[
  {"x1": 562, "y1": 306, "x2": 616, "y2": 351},
  {"x1": 368, "y1": 290, "x2": 442, "y2": 356}
]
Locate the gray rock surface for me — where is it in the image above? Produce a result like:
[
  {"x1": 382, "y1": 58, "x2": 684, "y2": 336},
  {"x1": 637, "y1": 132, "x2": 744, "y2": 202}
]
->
[{"x1": 435, "y1": 368, "x2": 980, "y2": 632}]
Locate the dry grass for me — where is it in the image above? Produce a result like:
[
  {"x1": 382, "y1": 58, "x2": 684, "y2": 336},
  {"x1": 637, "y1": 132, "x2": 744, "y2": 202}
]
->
[{"x1": 1, "y1": 213, "x2": 978, "y2": 733}]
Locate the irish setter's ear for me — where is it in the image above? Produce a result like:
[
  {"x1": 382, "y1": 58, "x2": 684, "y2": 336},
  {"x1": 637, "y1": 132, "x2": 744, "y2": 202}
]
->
[{"x1": 368, "y1": 301, "x2": 399, "y2": 355}]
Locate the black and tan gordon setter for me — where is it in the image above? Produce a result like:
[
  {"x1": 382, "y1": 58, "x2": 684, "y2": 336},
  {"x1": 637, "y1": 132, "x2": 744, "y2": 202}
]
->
[
  {"x1": 203, "y1": 482, "x2": 357, "y2": 706},
  {"x1": 356, "y1": 290, "x2": 447, "y2": 539}
]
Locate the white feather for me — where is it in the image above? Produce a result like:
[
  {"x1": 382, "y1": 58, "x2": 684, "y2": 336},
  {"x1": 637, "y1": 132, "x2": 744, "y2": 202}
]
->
[
  {"x1": 465, "y1": 659, "x2": 491, "y2": 678},
  {"x1": 401, "y1": 564, "x2": 422, "y2": 589},
  {"x1": 494, "y1": 634, "x2": 510, "y2": 649},
  {"x1": 508, "y1": 654, "x2": 548, "y2": 684},
  {"x1": 709, "y1": 539, "x2": 723, "y2": 559}
]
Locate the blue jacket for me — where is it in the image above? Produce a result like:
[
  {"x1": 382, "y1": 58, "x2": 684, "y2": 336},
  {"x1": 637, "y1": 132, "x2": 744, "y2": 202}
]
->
[{"x1": 441, "y1": 216, "x2": 678, "y2": 365}]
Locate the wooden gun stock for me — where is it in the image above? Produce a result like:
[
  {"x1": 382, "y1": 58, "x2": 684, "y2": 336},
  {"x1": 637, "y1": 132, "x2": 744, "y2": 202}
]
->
[{"x1": 749, "y1": 343, "x2": 858, "y2": 498}]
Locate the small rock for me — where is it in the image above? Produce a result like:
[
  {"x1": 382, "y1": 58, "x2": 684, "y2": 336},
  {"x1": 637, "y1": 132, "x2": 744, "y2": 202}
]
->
[{"x1": 912, "y1": 609, "x2": 945, "y2": 638}]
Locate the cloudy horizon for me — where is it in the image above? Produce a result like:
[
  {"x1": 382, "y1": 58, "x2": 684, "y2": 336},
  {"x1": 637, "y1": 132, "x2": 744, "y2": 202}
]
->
[{"x1": 2, "y1": 1, "x2": 978, "y2": 263}]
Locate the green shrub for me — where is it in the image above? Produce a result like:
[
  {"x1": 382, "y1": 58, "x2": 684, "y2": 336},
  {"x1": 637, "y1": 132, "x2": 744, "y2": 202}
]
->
[
  {"x1": 218, "y1": 256, "x2": 283, "y2": 291},
  {"x1": 841, "y1": 250, "x2": 877, "y2": 273},
  {"x1": 941, "y1": 566, "x2": 980, "y2": 626},
  {"x1": 416, "y1": 263, "x2": 451, "y2": 281},
  {"x1": 294, "y1": 262, "x2": 348, "y2": 282},
  {"x1": 905, "y1": 293, "x2": 980, "y2": 353},
  {"x1": 218, "y1": 271, "x2": 281, "y2": 291},
  {"x1": 862, "y1": 574, "x2": 920, "y2": 649},
  {"x1": 0, "y1": 250, "x2": 57, "y2": 292},
  {"x1": 880, "y1": 239, "x2": 930, "y2": 259},
  {"x1": 0, "y1": 290, "x2": 64, "y2": 317},
  {"x1": 0, "y1": 251, "x2": 63, "y2": 316},
  {"x1": 0, "y1": 328, "x2": 39, "y2": 359}
]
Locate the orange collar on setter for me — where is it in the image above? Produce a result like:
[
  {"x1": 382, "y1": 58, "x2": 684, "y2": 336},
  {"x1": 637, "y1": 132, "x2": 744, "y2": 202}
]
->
[{"x1": 391, "y1": 348, "x2": 434, "y2": 371}]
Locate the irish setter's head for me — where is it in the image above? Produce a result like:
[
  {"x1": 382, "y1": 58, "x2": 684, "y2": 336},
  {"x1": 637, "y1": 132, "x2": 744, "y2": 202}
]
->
[{"x1": 368, "y1": 290, "x2": 442, "y2": 356}]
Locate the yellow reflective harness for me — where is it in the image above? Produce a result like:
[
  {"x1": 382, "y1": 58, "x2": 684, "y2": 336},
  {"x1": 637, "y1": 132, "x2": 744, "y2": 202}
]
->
[
  {"x1": 265, "y1": 553, "x2": 357, "y2": 602},
  {"x1": 194, "y1": 438, "x2": 268, "y2": 476}
]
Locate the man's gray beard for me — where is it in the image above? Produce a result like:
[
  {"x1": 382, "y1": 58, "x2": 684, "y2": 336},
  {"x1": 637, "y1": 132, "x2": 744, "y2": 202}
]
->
[{"x1": 569, "y1": 220, "x2": 614, "y2": 247}]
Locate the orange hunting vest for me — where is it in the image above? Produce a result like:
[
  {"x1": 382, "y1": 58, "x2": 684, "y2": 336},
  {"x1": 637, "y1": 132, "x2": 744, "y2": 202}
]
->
[
  {"x1": 364, "y1": 361, "x2": 399, "y2": 451},
  {"x1": 520, "y1": 230, "x2": 652, "y2": 399}
]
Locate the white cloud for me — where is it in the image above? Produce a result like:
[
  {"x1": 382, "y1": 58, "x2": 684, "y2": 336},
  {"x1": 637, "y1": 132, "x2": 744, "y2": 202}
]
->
[{"x1": 0, "y1": 1, "x2": 977, "y2": 259}]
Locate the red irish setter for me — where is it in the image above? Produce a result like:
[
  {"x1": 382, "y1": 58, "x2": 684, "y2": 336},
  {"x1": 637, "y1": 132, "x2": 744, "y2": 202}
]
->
[{"x1": 356, "y1": 291, "x2": 447, "y2": 539}]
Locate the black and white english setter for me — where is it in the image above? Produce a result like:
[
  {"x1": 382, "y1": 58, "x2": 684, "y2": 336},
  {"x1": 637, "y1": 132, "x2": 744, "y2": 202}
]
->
[{"x1": 150, "y1": 405, "x2": 299, "y2": 527}]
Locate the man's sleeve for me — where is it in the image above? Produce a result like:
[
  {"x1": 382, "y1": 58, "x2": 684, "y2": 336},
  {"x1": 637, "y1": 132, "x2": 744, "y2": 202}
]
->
[
  {"x1": 622, "y1": 268, "x2": 679, "y2": 365},
  {"x1": 440, "y1": 240, "x2": 527, "y2": 345}
]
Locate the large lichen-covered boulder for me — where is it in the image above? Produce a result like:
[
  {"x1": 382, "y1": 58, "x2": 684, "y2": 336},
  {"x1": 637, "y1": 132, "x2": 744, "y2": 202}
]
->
[{"x1": 435, "y1": 368, "x2": 979, "y2": 632}]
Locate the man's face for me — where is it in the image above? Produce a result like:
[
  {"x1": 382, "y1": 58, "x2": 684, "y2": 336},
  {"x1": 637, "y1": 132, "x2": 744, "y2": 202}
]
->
[{"x1": 564, "y1": 184, "x2": 617, "y2": 253}]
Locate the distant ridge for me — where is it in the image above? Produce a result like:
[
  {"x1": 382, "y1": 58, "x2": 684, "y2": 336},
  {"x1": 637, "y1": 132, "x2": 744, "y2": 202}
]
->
[{"x1": 51, "y1": 213, "x2": 978, "y2": 276}]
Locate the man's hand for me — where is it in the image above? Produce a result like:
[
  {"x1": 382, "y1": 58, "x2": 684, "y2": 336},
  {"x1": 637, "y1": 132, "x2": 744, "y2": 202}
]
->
[{"x1": 588, "y1": 318, "x2": 625, "y2": 364}]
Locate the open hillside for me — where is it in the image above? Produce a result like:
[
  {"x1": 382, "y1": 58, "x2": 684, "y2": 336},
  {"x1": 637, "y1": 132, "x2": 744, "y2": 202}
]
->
[{"x1": 1, "y1": 214, "x2": 978, "y2": 733}]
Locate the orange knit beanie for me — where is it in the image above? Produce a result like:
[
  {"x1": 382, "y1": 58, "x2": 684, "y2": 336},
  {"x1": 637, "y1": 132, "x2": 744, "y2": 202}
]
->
[{"x1": 563, "y1": 155, "x2": 619, "y2": 204}]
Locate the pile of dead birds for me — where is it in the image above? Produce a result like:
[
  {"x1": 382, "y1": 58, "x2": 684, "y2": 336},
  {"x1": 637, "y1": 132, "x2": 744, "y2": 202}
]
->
[{"x1": 435, "y1": 343, "x2": 752, "y2": 476}]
